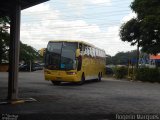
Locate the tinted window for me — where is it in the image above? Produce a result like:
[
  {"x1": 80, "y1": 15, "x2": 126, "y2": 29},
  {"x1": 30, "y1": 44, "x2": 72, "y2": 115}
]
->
[
  {"x1": 47, "y1": 42, "x2": 62, "y2": 54},
  {"x1": 61, "y1": 42, "x2": 77, "y2": 70}
]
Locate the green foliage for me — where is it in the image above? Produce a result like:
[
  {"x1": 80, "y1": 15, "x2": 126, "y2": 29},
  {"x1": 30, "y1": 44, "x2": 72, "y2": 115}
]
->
[
  {"x1": 0, "y1": 17, "x2": 10, "y2": 28},
  {"x1": 131, "y1": 0, "x2": 160, "y2": 19},
  {"x1": 120, "y1": 18, "x2": 141, "y2": 46},
  {"x1": 19, "y1": 42, "x2": 42, "y2": 63},
  {"x1": 135, "y1": 68, "x2": 160, "y2": 82},
  {"x1": 140, "y1": 15, "x2": 160, "y2": 54},
  {"x1": 120, "y1": 0, "x2": 160, "y2": 55},
  {"x1": 0, "y1": 16, "x2": 41, "y2": 63},
  {"x1": 0, "y1": 16, "x2": 10, "y2": 63},
  {"x1": 106, "y1": 50, "x2": 137, "y2": 65},
  {"x1": 114, "y1": 66, "x2": 128, "y2": 79}
]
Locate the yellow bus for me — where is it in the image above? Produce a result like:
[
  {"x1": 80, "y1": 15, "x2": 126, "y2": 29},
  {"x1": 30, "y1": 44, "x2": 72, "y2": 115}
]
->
[{"x1": 44, "y1": 40, "x2": 106, "y2": 85}]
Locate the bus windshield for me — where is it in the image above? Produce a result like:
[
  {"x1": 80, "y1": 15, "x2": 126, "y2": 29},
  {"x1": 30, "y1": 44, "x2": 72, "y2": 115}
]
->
[{"x1": 45, "y1": 42, "x2": 77, "y2": 70}]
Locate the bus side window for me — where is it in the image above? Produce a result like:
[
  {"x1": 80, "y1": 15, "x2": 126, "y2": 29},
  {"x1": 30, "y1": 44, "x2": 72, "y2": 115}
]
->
[
  {"x1": 79, "y1": 43, "x2": 82, "y2": 51},
  {"x1": 86, "y1": 46, "x2": 90, "y2": 56},
  {"x1": 93, "y1": 48, "x2": 96, "y2": 57},
  {"x1": 89, "y1": 47, "x2": 92, "y2": 57},
  {"x1": 100, "y1": 50, "x2": 102, "y2": 57},
  {"x1": 103, "y1": 51, "x2": 106, "y2": 57},
  {"x1": 95, "y1": 49, "x2": 98, "y2": 57},
  {"x1": 91, "y1": 47, "x2": 94, "y2": 57},
  {"x1": 84, "y1": 45, "x2": 87, "y2": 55},
  {"x1": 97, "y1": 49, "x2": 100, "y2": 57},
  {"x1": 96, "y1": 49, "x2": 98, "y2": 57},
  {"x1": 79, "y1": 43, "x2": 83, "y2": 55},
  {"x1": 81, "y1": 44, "x2": 85, "y2": 55}
]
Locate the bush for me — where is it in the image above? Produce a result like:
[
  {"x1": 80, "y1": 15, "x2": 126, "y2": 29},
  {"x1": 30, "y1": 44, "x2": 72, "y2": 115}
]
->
[
  {"x1": 135, "y1": 68, "x2": 160, "y2": 82},
  {"x1": 114, "y1": 66, "x2": 128, "y2": 79}
]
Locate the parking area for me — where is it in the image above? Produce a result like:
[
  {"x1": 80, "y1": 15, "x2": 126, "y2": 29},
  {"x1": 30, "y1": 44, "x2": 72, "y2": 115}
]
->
[{"x1": 0, "y1": 71, "x2": 160, "y2": 119}]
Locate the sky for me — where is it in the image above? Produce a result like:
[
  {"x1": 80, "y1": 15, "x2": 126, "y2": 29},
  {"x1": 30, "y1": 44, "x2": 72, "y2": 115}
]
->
[{"x1": 21, "y1": 0, "x2": 136, "y2": 56}]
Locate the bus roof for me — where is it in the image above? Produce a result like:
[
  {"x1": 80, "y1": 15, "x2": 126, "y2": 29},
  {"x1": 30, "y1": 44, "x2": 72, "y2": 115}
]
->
[{"x1": 48, "y1": 40, "x2": 105, "y2": 52}]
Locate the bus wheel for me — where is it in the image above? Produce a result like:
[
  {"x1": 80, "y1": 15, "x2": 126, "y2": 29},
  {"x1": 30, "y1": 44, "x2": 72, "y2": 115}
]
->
[
  {"x1": 51, "y1": 81, "x2": 61, "y2": 85},
  {"x1": 97, "y1": 73, "x2": 102, "y2": 82},
  {"x1": 78, "y1": 74, "x2": 85, "y2": 85}
]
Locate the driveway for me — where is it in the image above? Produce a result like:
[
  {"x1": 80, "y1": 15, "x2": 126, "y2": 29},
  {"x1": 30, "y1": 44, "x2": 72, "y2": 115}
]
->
[{"x1": 0, "y1": 71, "x2": 160, "y2": 120}]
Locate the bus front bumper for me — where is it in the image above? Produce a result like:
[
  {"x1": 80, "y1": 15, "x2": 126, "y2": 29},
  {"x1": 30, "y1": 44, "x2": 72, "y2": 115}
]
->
[{"x1": 44, "y1": 71, "x2": 80, "y2": 82}]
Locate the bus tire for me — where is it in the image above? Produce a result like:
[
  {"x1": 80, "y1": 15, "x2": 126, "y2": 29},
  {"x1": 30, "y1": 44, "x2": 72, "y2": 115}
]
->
[
  {"x1": 51, "y1": 81, "x2": 61, "y2": 85},
  {"x1": 78, "y1": 74, "x2": 85, "y2": 85},
  {"x1": 97, "y1": 73, "x2": 102, "y2": 82}
]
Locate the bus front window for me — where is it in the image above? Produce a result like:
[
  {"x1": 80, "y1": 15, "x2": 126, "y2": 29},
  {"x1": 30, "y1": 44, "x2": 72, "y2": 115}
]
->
[
  {"x1": 61, "y1": 42, "x2": 77, "y2": 70},
  {"x1": 46, "y1": 42, "x2": 77, "y2": 70},
  {"x1": 46, "y1": 42, "x2": 62, "y2": 70}
]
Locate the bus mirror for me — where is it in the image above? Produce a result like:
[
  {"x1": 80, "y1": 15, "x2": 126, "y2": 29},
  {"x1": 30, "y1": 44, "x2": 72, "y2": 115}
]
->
[{"x1": 76, "y1": 49, "x2": 80, "y2": 57}]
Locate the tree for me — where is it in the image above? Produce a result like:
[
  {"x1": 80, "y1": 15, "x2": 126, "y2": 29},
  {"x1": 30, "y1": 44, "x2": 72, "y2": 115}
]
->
[
  {"x1": 120, "y1": 18, "x2": 141, "y2": 68},
  {"x1": 120, "y1": 0, "x2": 160, "y2": 55},
  {"x1": 19, "y1": 42, "x2": 42, "y2": 63},
  {"x1": 106, "y1": 50, "x2": 137, "y2": 65},
  {"x1": 0, "y1": 16, "x2": 41, "y2": 64},
  {"x1": 0, "y1": 16, "x2": 10, "y2": 64},
  {"x1": 120, "y1": 18, "x2": 141, "y2": 46}
]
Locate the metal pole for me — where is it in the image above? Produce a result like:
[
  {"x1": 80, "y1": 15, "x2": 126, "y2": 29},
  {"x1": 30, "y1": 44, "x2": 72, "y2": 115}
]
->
[{"x1": 8, "y1": 0, "x2": 21, "y2": 100}]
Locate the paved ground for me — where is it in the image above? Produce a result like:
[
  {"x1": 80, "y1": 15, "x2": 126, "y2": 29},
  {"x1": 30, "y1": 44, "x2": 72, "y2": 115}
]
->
[{"x1": 0, "y1": 71, "x2": 160, "y2": 120}]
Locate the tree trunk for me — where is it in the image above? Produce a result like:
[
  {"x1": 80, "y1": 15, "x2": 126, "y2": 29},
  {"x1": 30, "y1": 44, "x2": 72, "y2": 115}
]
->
[
  {"x1": 136, "y1": 40, "x2": 140, "y2": 69},
  {"x1": 0, "y1": 55, "x2": 2, "y2": 64}
]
